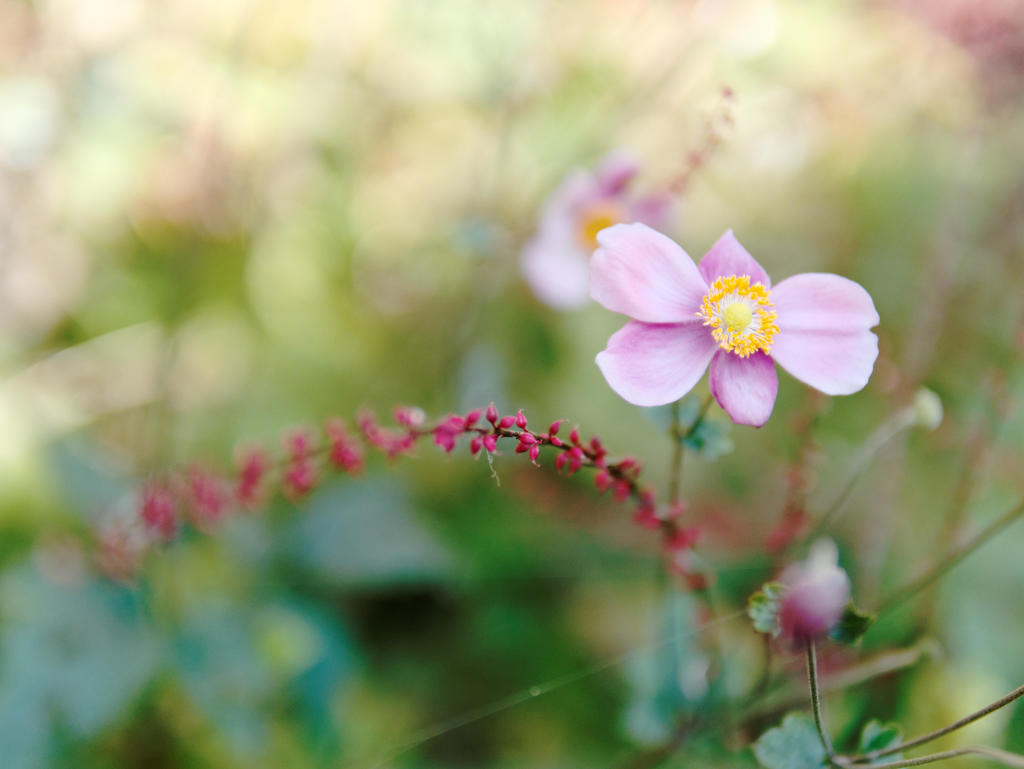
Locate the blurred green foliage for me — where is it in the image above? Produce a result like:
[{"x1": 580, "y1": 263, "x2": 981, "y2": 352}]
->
[{"x1": 1, "y1": 0, "x2": 1024, "y2": 767}]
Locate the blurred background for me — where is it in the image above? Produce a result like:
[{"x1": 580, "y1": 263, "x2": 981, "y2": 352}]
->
[{"x1": 2, "y1": 0, "x2": 1024, "y2": 766}]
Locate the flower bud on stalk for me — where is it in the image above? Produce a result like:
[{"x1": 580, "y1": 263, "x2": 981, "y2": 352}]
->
[{"x1": 778, "y1": 539, "x2": 850, "y2": 642}]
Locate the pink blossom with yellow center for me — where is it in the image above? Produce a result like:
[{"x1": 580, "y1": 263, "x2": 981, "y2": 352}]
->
[
  {"x1": 591, "y1": 224, "x2": 879, "y2": 426},
  {"x1": 522, "y1": 152, "x2": 672, "y2": 310}
]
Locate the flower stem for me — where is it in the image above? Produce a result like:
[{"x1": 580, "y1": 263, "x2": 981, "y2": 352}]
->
[
  {"x1": 878, "y1": 498, "x2": 1024, "y2": 614},
  {"x1": 805, "y1": 640, "x2": 835, "y2": 762},
  {"x1": 668, "y1": 399, "x2": 684, "y2": 505},
  {"x1": 795, "y1": 406, "x2": 916, "y2": 550},
  {"x1": 847, "y1": 682, "x2": 1024, "y2": 764},
  {"x1": 836, "y1": 746, "x2": 1024, "y2": 769}
]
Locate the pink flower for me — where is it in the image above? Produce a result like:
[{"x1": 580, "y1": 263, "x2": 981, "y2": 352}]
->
[
  {"x1": 778, "y1": 539, "x2": 851, "y2": 642},
  {"x1": 592, "y1": 225, "x2": 879, "y2": 426},
  {"x1": 522, "y1": 152, "x2": 672, "y2": 309}
]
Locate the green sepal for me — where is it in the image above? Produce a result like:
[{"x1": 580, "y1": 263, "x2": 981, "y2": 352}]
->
[
  {"x1": 828, "y1": 602, "x2": 875, "y2": 645},
  {"x1": 747, "y1": 581, "x2": 787, "y2": 637}
]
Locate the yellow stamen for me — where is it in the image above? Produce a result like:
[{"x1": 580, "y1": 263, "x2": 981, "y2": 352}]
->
[
  {"x1": 578, "y1": 202, "x2": 623, "y2": 249},
  {"x1": 697, "y1": 275, "x2": 779, "y2": 357}
]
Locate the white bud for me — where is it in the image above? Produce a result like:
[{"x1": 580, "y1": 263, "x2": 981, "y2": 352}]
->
[{"x1": 912, "y1": 388, "x2": 943, "y2": 431}]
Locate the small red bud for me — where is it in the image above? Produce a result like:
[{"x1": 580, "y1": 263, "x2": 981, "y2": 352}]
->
[
  {"x1": 528, "y1": 444, "x2": 540, "y2": 463},
  {"x1": 515, "y1": 410, "x2": 527, "y2": 429},
  {"x1": 485, "y1": 402, "x2": 499, "y2": 424}
]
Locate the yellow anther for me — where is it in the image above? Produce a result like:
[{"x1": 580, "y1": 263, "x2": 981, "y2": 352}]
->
[{"x1": 697, "y1": 275, "x2": 779, "y2": 357}]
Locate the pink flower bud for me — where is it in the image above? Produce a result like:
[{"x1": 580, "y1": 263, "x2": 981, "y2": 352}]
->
[
  {"x1": 518, "y1": 433, "x2": 537, "y2": 446},
  {"x1": 326, "y1": 418, "x2": 365, "y2": 474},
  {"x1": 515, "y1": 410, "x2": 527, "y2": 429},
  {"x1": 141, "y1": 483, "x2": 177, "y2": 540},
  {"x1": 470, "y1": 436, "x2": 483, "y2": 455},
  {"x1": 486, "y1": 402, "x2": 499, "y2": 424},
  {"x1": 498, "y1": 416, "x2": 516, "y2": 429},
  {"x1": 612, "y1": 479, "x2": 631, "y2": 502},
  {"x1": 433, "y1": 428, "x2": 458, "y2": 453},
  {"x1": 528, "y1": 444, "x2": 540, "y2": 463},
  {"x1": 778, "y1": 539, "x2": 851, "y2": 642},
  {"x1": 393, "y1": 405, "x2": 426, "y2": 428},
  {"x1": 285, "y1": 429, "x2": 314, "y2": 460},
  {"x1": 633, "y1": 504, "x2": 659, "y2": 530},
  {"x1": 569, "y1": 427, "x2": 580, "y2": 445},
  {"x1": 594, "y1": 470, "x2": 611, "y2": 492},
  {"x1": 284, "y1": 459, "x2": 318, "y2": 499},
  {"x1": 548, "y1": 420, "x2": 565, "y2": 436},
  {"x1": 483, "y1": 434, "x2": 498, "y2": 453},
  {"x1": 465, "y1": 409, "x2": 482, "y2": 428},
  {"x1": 663, "y1": 526, "x2": 701, "y2": 552},
  {"x1": 235, "y1": 446, "x2": 269, "y2": 509},
  {"x1": 554, "y1": 453, "x2": 568, "y2": 471},
  {"x1": 186, "y1": 466, "x2": 231, "y2": 528}
]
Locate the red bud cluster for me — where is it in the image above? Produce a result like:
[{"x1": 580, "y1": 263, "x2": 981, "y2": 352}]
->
[{"x1": 96, "y1": 403, "x2": 703, "y2": 585}]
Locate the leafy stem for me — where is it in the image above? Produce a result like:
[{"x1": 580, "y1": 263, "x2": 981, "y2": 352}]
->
[
  {"x1": 836, "y1": 746, "x2": 1024, "y2": 769},
  {"x1": 847, "y1": 682, "x2": 1024, "y2": 764}
]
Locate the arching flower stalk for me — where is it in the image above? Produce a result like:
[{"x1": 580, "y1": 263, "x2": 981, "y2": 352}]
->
[{"x1": 96, "y1": 404, "x2": 703, "y2": 584}]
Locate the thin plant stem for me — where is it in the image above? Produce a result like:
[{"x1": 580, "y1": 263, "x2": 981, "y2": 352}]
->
[
  {"x1": 796, "y1": 407, "x2": 916, "y2": 549},
  {"x1": 805, "y1": 640, "x2": 835, "y2": 761},
  {"x1": 667, "y1": 393, "x2": 714, "y2": 505},
  {"x1": 668, "y1": 400, "x2": 684, "y2": 505},
  {"x1": 878, "y1": 498, "x2": 1024, "y2": 614},
  {"x1": 837, "y1": 746, "x2": 1024, "y2": 769},
  {"x1": 848, "y1": 682, "x2": 1024, "y2": 764}
]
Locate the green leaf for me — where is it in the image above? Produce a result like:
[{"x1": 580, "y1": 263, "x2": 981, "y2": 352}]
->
[
  {"x1": 753, "y1": 713, "x2": 827, "y2": 769},
  {"x1": 857, "y1": 719, "x2": 903, "y2": 764},
  {"x1": 828, "y1": 602, "x2": 876, "y2": 645},
  {"x1": 747, "y1": 582, "x2": 787, "y2": 637},
  {"x1": 682, "y1": 418, "x2": 734, "y2": 459}
]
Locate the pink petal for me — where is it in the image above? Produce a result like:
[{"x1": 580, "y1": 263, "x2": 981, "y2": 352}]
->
[
  {"x1": 770, "y1": 273, "x2": 879, "y2": 395},
  {"x1": 596, "y1": 321, "x2": 717, "y2": 407},
  {"x1": 539, "y1": 169, "x2": 600, "y2": 230},
  {"x1": 629, "y1": 192, "x2": 673, "y2": 231},
  {"x1": 521, "y1": 231, "x2": 591, "y2": 309},
  {"x1": 698, "y1": 230, "x2": 771, "y2": 287},
  {"x1": 590, "y1": 223, "x2": 708, "y2": 323},
  {"x1": 596, "y1": 151, "x2": 638, "y2": 195},
  {"x1": 709, "y1": 350, "x2": 778, "y2": 427}
]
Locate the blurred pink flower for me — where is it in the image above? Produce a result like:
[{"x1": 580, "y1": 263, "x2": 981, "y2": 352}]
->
[
  {"x1": 592, "y1": 224, "x2": 879, "y2": 426},
  {"x1": 522, "y1": 152, "x2": 672, "y2": 309},
  {"x1": 778, "y1": 539, "x2": 851, "y2": 642}
]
